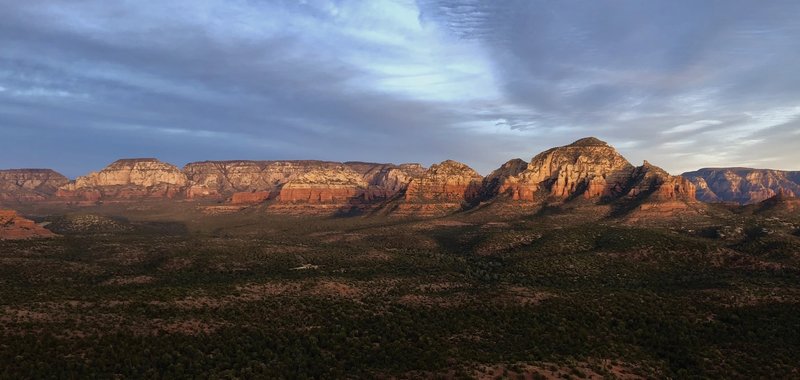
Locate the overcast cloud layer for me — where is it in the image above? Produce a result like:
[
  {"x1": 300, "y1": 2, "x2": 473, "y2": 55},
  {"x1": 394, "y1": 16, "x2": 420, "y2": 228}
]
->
[{"x1": 1, "y1": 0, "x2": 799, "y2": 177}]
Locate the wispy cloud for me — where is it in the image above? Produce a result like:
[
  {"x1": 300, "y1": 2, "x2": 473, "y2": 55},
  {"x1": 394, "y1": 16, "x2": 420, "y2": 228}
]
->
[{"x1": 0, "y1": 0, "x2": 799, "y2": 176}]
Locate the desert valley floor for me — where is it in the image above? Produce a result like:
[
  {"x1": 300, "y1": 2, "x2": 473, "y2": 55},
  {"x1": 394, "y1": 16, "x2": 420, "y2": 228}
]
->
[{"x1": 1, "y1": 199, "x2": 799, "y2": 379}]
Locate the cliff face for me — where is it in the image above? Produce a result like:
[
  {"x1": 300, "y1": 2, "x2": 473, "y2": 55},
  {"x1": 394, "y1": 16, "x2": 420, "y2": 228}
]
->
[
  {"x1": 626, "y1": 161, "x2": 696, "y2": 201},
  {"x1": 482, "y1": 159, "x2": 528, "y2": 199},
  {"x1": 0, "y1": 210, "x2": 55, "y2": 239},
  {"x1": 682, "y1": 168, "x2": 800, "y2": 204},
  {"x1": 0, "y1": 169, "x2": 69, "y2": 202},
  {"x1": 404, "y1": 160, "x2": 483, "y2": 203},
  {"x1": 57, "y1": 159, "x2": 187, "y2": 201},
  {"x1": 183, "y1": 160, "x2": 342, "y2": 199},
  {"x1": 278, "y1": 166, "x2": 369, "y2": 204},
  {"x1": 183, "y1": 160, "x2": 424, "y2": 206},
  {"x1": 346, "y1": 162, "x2": 426, "y2": 200},
  {"x1": 496, "y1": 138, "x2": 636, "y2": 201},
  {"x1": 388, "y1": 160, "x2": 483, "y2": 216},
  {"x1": 7, "y1": 138, "x2": 798, "y2": 220},
  {"x1": 481, "y1": 138, "x2": 699, "y2": 220}
]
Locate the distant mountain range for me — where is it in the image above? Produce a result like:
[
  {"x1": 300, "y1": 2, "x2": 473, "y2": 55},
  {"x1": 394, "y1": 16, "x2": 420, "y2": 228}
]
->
[
  {"x1": 682, "y1": 168, "x2": 800, "y2": 204},
  {"x1": 0, "y1": 138, "x2": 796, "y2": 219}
]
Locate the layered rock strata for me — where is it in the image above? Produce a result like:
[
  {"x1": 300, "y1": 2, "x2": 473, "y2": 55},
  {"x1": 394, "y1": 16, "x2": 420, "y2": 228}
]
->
[
  {"x1": 57, "y1": 159, "x2": 186, "y2": 201},
  {"x1": 391, "y1": 160, "x2": 483, "y2": 216},
  {"x1": 482, "y1": 138, "x2": 699, "y2": 219},
  {"x1": 0, "y1": 169, "x2": 69, "y2": 202},
  {"x1": 682, "y1": 168, "x2": 800, "y2": 204},
  {"x1": 493, "y1": 138, "x2": 636, "y2": 201},
  {"x1": 183, "y1": 160, "x2": 425, "y2": 206},
  {"x1": 278, "y1": 166, "x2": 369, "y2": 204}
]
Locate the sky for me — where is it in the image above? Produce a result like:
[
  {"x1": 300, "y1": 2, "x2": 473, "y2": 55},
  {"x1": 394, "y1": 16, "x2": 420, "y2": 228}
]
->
[{"x1": 1, "y1": 0, "x2": 799, "y2": 178}]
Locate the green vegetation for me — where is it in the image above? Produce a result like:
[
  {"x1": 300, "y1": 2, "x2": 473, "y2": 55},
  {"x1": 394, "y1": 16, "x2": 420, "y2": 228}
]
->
[{"x1": 1, "y1": 206, "x2": 799, "y2": 378}]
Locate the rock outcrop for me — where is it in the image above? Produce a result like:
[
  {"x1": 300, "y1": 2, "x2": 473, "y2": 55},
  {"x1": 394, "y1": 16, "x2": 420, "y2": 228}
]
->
[
  {"x1": 0, "y1": 169, "x2": 69, "y2": 202},
  {"x1": 481, "y1": 138, "x2": 700, "y2": 220},
  {"x1": 626, "y1": 161, "x2": 696, "y2": 201},
  {"x1": 389, "y1": 160, "x2": 483, "y2": 216},
  {"x1": 404, "y1": 160, "x2": 483, "y2": 203},
  {"x1": 278, "y1": 166, "x2": 369, "y2": 204},
  {"x1": 57, "y1": 159, "x2": 187, "y2": 201},
  {"x1": 183, "y1": 160, "x2": 425, "y2": 207},
  {"x1": 755, "y1": 188, "x2": 800, "y2": 215},
  {"x1": 230, "y1": 191, "x2": 271, "y2": 205},
  {"x1": 616, "y1": 161, "x2": 701, "y2": 221},
  {"x1": 481, "y1": 159, "x2": 528, "y2": 199},
  {"x1": 346, "y1": 162, "x2": 426, "y2": 200},
  {"x1": 183, "y1": 160, "x2": 342, "y2": 199},
  {"x1": 494, "y1": 138, "x2": 636, "y2": 201},
  {"x1": 9, "y1": 137, "x2": 797, "y2": 221},
  {"x1": 0, "y1": 210, "x2": 55, "y2": 239},
  {"x1": 682, "y1": 168, "x2": 800, "y2": 204}
]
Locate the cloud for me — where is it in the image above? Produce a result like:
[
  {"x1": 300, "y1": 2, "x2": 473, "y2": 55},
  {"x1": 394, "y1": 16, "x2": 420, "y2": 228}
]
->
[
  {"x1": 0, "y1": 0, "x2": 799, "y2": 177},
  {"x1": 663, "y1": 120, "x2": 723, "y2": 134}
]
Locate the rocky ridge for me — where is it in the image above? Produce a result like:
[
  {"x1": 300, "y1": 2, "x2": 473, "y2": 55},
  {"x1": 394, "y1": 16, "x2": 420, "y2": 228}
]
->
[
  {"x1": 487, "y1": 138, "x2": 695, "y2": 205},
  {"x1": 279, "y1": 166, "x2": 369, "y2": 204},
  {"x1": 51, "y1": 159, "x2": 426, "y2": 208},
  {"x1": 1, "y1": 137, "x2": 775, "y2": 220},
  {"x1": 57, "y1": 159, "x2": 187, "y2": 201},
  {"x1": 682, "y1": 168, "x2": 800, "y2": 204},
  {"x1": 0, "y1": 209, "x2": 55, "y2": 239},
  {"x1": 0, "y1": 169, "x2": 69, "y2": 202},
  {"x1": 491, "y1": 138, "x2": 636, "y2": 201},
  {"x1": 390, "y1": 160, "x2": 484, "y2": 216},
  {"x1": 755, "y1": 188, "x2": 800, "y2": 215}
]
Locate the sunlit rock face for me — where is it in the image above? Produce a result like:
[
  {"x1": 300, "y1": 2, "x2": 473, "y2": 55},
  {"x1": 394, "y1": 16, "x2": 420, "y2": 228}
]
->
[
  {"x1": 494, "y1": 138, "x2": 635, "y2": 201},
  {"x1": 480, "y1": 137, "x2": 701, "y2": 221},
  {"x1": 0, "y1": 209, "x2": 55, "y2": 240},
  {"x1": 278, "y1": 166, "x2": 369, "y2": 204},
  {"x1": 183, "y1": 160, "x2": 341, "y2": 198},
  {"x1": 0, "y1": 169, "x2": 69, "y2": 202},
  {"x1": 481, "y1": 158, "x2": 528, "y2": 200},
  {"x1": 183, "y1": 160, "x2": 424, "y2": 206},
  {"x1": 627, "y1": 161, "x2": 697, "y2": 201},
  {"x1": 388, "y1": 160, "x2": 483, "y2": 217},
  {"x1": 57, "y1": 159, "x2": 187, "y2": 200},
  {"x1": 230, "y1": 191, "x2": 271, "y2": 205},
  {"x1": 346, "y1": 162, "x2": 426, "y2": 201},
  {"x1": 404, "y1": 160, "x2": 483, "y2": 203},
  {"x1": 683, "y1": 168, "x2": 800, "y2": 204}
]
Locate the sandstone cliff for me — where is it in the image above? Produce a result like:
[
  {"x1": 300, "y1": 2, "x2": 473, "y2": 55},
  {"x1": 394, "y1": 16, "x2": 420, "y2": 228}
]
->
[
  {"x1": 345, "y1": 162, "x2": 426, "y2": 200},
  {"x1": 682, "y1": 168, "x2": 800, "y2": 204},
  {"x1": 0, "y1": 210, "x2": 55, "y2": 239},
  {"x1": 404, "y1": 160, "x2": 483, "y2": 203},
  {"x1": 183, "y1": 160, "x2": 342, "y2": 199},
  {"x1": 626, "y1": 161, "x2": 696, "y2": 201},
  {"x1": 388, "y1": 160, "x2": 483, "y2": 216},
  {"x1": 230, "y1": 191, "x2": 271, "y2": 205},
  {"x1": 616, "y1": 161, "x2": 701, "y2": 221},
  {"x1": 183, "y1": 160, "x2": 424, "y2": 206},
  {"x1": 57, "y1": 159, "x2": 187, "y2": 201},
  {"x1": 0, "y1": 169, "x2": 69, "y2": 202},
  {"x1": 480, "y1": 138, "x2": 700, "y2": 220},
  {"x1": 279, "y1": 166, "x2": 369, "y2": 204},
  {"x1": 481, "y1": 159, "x2": 528, "y2": 199},
  {"x1": 495, "y1": 137, "x2": 636, "y2": 201},
  {"x1": 6, "y1": 138, "x2": 794, "y2": 221}
]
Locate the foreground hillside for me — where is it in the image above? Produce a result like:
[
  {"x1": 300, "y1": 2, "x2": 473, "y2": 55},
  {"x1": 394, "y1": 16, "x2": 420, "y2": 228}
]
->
[{"x1": 1, "y1": 204, "x2": 798, "y2": 378}]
